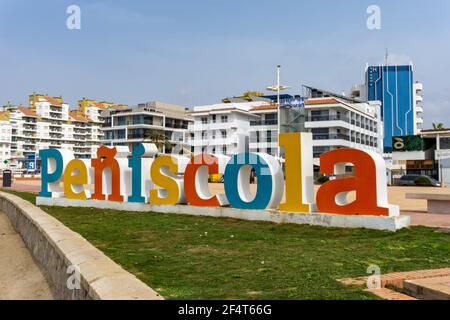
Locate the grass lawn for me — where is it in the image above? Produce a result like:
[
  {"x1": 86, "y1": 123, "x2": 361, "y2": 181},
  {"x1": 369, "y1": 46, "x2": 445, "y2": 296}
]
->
[{"x1": 2, "y1": 189, "x2": 450, "y2": 300}]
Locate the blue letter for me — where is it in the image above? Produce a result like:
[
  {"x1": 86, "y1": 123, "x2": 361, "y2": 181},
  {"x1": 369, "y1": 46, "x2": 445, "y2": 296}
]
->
[
  {"x1": 224, "y1": 153, "x2": 273, "y2": 210},
  {"x1": 128, "y1": 144, "x2": 145, "y2": 203},
  {"x1": 39, "y1": 149, "x2": 63, "y2": 197}
]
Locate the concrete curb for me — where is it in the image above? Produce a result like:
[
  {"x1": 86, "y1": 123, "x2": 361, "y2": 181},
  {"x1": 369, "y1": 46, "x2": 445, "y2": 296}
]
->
[
  {"x1": 0, "y1": 192, "x2": 163, "y2": 300},
  {"x1": 36, "y1": 197, "x2": 410, "y2": 232}
]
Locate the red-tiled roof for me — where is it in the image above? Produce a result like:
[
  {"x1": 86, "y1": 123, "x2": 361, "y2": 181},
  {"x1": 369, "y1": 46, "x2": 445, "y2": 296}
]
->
[
  {"x1": 250, "y1": 104, "x2": 278, "y2": 111},
  {"x1": 44, "y1": 96, "x2": 63, "y2": 106},
  {"x1": 69, "y1": 111, "x2": 91, "y2": 122},
  {"x1": 305, "y1": 98, "x2": 340, "y2": 105},
  {"x1": 18, "y1": 106, "x2": 37, "y2": 117}
]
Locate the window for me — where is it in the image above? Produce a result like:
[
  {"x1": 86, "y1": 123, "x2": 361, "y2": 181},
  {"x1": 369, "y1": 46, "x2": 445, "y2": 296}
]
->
[
  {"x1": 201, "y1": 117, "x2": 208, "y2": 124},
  {"x1": 223, "y1": 146, "x2": 227, "y2": 154},
  {"x1": 221, "y1": 130, "x2": 227, "y2": 138},
  {"x1": 267, "y1": 130, "x2": 272, "y2": 143},
  {"x1": 221, "y1": 115, "x2": 228, "y2": 123},
  {"x1": 441, "y1": 137, "x2": 450, "y2": 150},
  {"x1": 117, "y1": 116, "x2": 126, "y2": 126}
]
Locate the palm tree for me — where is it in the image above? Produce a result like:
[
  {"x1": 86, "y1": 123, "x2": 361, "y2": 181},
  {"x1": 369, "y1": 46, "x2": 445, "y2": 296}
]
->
[
  {"x1": 433, "y1": 123, "x2": 445, "y2": 130},
  {"x1": 143, "y1": 129, "x2": 172, "y2": 153}
]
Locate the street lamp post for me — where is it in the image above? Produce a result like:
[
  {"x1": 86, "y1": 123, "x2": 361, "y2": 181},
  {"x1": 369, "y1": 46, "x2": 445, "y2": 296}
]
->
[{"x1": 267, "y1": 65, "x2": 290, "y2": 159}]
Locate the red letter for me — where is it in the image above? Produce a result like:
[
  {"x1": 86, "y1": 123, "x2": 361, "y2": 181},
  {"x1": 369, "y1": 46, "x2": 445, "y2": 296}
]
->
[
  {"x1": 316, "y1": 149, "x2": 389, "y2": 216},
  {"x1": 91, "y1": 146, "x2": 123, "y2": 202},
  {"x1": 184, "y1": 154, "x2": 226, "y2": 207}
]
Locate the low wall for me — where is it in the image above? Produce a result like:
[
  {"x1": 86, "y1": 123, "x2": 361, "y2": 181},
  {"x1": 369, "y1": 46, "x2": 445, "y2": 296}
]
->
[
  {"x1": 36, "y1": 197, "x2": 411, "y2": 232},
  {"x1": 0, "y1": 192, "x2": 163, "y2": 300}
]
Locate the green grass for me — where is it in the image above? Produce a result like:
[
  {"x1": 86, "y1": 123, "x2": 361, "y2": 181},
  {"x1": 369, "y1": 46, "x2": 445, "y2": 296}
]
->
[{"x1": 2, "y1": 189, "x2": 450, "y2": 300}]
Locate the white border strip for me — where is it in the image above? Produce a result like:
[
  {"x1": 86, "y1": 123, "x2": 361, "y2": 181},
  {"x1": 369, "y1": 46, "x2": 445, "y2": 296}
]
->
[{"x1": 36, "y1": 197, "x2": 410, "y2": 232}]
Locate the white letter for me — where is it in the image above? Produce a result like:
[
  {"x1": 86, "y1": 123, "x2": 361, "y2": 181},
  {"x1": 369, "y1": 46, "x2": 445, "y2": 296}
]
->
[
  {"x1": 66, "y1": 265, "x2": 81, "y2": 290},
  {"x1": 367, "y1": 5, "x2": 381, "y2": 30},
  {"x1": 367, "y1": 264, "x2": 381, "y2": 289},
  {"x1": 66, "y1": 5, "x2": 81, "y2": 30}
]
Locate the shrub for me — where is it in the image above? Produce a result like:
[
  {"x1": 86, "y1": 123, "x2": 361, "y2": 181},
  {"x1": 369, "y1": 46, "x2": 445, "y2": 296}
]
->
[{"x1": 415, "y1": 176, "x2": 432, "y2": 186}]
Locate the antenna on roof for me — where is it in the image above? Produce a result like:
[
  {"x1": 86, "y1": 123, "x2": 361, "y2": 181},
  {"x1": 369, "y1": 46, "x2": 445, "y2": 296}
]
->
[{"x1": 385, "y1": 48, "x2": 389, "y2": 66}]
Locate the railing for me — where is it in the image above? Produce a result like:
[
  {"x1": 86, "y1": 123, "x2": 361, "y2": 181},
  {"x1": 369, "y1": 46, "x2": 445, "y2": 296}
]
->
[
  {"x1": 307, "y1": 115, "x2": 350, "y2": 122},
  {"x1": 250, "y1": 120, "x2": 278, "y2": 126},
  {"x1": 313, "y1": 134, "x2": 350, "y2": 141}
]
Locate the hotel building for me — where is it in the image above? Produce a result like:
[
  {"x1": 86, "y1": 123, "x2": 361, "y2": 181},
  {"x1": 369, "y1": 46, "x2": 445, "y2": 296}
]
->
[{"x1": 351, "y1": 64, "x2": 424, "y2": 152}]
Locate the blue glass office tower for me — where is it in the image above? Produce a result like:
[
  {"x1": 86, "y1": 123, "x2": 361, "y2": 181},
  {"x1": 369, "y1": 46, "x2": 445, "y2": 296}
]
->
[{"x1": 366, "y1": 65, "x2": 415, "y2": 152}]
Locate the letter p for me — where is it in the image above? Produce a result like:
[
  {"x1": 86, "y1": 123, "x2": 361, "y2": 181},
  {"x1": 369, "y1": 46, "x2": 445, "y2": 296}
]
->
[{"x1": 39, "y1": 149, "x2": 64, "y2": 198}]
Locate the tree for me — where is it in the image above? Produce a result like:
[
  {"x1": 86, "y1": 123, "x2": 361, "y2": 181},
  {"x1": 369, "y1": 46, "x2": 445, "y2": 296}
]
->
[
  {"x1": 143, "y1": 129, "x2": 172, "y2": 153},
  {"x1": 433, "y1": 123, "x2": 445, "y2": 130}
]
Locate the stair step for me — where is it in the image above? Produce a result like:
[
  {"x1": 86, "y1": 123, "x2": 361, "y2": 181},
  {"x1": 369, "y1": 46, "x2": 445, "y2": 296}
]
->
[{"x1": 404, "y1": 276, "x2": 450, "y2": 300}]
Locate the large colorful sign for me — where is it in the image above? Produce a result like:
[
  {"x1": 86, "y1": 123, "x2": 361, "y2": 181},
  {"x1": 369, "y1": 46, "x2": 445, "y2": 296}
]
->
[{"x1": 39, "y1": 133, "x2": 398, "y2": 217}]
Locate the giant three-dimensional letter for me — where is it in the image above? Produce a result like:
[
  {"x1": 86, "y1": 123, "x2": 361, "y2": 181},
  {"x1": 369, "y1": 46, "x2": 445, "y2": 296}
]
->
[
  {"x1": 91, "y1": 146, "x2": 123, "y2": 202},
  {"x1": 316, "y1": 149, "x2": 398, "y2": 216}
]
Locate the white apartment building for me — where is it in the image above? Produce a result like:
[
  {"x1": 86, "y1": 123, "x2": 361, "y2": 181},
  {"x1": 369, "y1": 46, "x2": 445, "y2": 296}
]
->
[
  {"x1": 1, "y1": 94, "x2": 111, "y2": 174},
  {"x1": 102, "y1": 101, "x2": 192, "y2": 154},
  {"x1": 247, "y1": 97, "x2": 383, "y2": 165},
  {"x1": 303, "y1": 97, "x2": 383, "y2": 165},
  {"x1": 188, "y1": 102, "x2": 267, "y2": 156}
]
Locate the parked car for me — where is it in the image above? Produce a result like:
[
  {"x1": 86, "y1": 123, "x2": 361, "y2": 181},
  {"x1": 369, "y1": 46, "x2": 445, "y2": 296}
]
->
[{"x1": 399, "y1": 175, "x2": 441, "y2": 187}]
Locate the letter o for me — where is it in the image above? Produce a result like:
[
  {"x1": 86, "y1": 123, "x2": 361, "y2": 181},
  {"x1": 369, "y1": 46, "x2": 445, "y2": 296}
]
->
[{"x1": 224, "y1": 153, "x2": 283, "y2": 210}]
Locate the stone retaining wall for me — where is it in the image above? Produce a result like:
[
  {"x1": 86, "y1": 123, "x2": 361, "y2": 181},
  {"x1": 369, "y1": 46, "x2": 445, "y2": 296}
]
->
[{"x1": 0, "y1": 191, "x2": 163, "y2": 300}]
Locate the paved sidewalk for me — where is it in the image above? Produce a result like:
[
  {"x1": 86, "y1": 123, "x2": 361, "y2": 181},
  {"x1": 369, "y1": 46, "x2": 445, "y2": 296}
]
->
[
  {"x1": 0, "y1": 212, "x2": 53, "y2": 300},
  {"x1": 406, "y1": 211, "x2": 450, "y2": 229}
]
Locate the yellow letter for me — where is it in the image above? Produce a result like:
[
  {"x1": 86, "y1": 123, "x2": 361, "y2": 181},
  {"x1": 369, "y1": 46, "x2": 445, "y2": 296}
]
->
[
  {"x1": 150, "y1": 156, "x2": 184, "y2": 205},
  {"x1": 64, "y1": 160, "x2": 88, "y2": 200},
  {"x1": 278, "y1": 132, "x2": 314, "y2": 213}
]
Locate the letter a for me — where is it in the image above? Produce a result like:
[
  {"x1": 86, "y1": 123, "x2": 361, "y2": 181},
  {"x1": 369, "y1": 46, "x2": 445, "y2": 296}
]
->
[{"x1": 316, "y1": 149, "x2": 398, "y2": 216}]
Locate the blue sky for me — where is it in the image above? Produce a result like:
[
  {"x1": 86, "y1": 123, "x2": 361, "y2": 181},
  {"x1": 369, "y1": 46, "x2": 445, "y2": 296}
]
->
[{"x1": 1, "y1": 0, "x2": 449, "y2": 128}]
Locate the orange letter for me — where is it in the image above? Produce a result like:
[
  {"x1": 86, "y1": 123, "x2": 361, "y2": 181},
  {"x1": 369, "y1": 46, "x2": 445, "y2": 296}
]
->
[
  {"x1": 184, "y1": 154, "x2": 227, "y2": 207},
  {"x1": 91, "y1": 146, "x2": 123, "y2": 202},
  {"x1": 316, "y1": 149, "x2": 395, "y2": 216}
]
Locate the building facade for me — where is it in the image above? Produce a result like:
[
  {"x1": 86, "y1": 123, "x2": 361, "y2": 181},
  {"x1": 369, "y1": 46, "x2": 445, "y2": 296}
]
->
[
  {"x1": 392, "y1": 129, "x2": 450, "y2": 185},
  {"x1": 304, "y1": 97, "x2": 383, "y2": 165},
  {"x1": 188, "y1": 102, "x2": 264, "y2": 156},
  {"x1": 0, "y1": 94, "x2": 117, "y2": 174},
  {"x1": 102, "y1": 101, "x2": 192, "y2": 154},
  {"x1": 0, "y1": 111, "x2": 12, "y2": 170},
  {"x1": 188, "y1": 90, "x2": 383, "y2": 167},
  {"x1": 365, "y1": 64, "x2": 423, "y2": 152}
]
